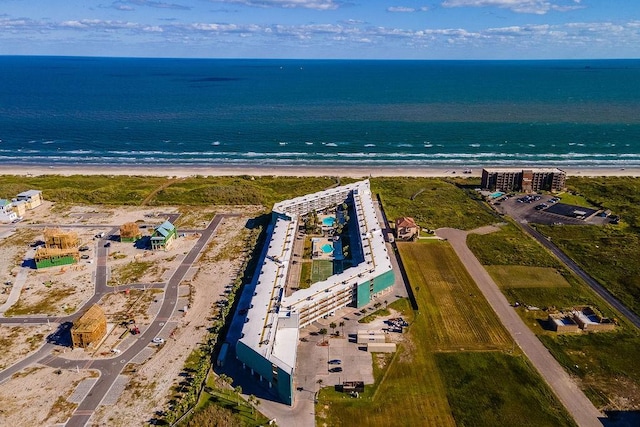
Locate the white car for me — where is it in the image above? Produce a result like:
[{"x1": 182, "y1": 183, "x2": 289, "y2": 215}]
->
[{"x1": 152, "y1": 337, "x2": 165, "y2": 344}]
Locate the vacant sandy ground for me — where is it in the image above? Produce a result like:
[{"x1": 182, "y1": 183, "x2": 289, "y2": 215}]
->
[
  {"x1": 91, "y1": 215, "x2": 252, "y2": 426},
  {"x1": 0, "y1": 366, "x2": 96, "y2": 426}
]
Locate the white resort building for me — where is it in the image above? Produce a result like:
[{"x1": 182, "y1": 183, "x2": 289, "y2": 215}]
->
[{"x1": 231, "y1": 180, "x2": 394, "y2": 405}]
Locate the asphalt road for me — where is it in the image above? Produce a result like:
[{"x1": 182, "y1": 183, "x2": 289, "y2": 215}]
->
[
  {"x1": 0, "y1": 214, "x2": 232, "y2": 427},
  {"x1": 438, "y1": 227, "x2": 605, "y2": 427}
]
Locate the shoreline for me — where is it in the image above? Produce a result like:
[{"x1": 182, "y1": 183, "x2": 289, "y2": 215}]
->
[{"x1": 1, "y1": 164, "x2": 640, "y2": 178}]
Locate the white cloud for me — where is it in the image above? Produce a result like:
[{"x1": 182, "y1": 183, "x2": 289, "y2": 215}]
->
[
  {"x1": 111, "y1": 0, "x2": 192, "y2": 10},
  {"x1": 208, "y1": 0, "x2": 341, "y2": 10},
  {"x1": 441, "y1": 0, "x2": 584, "y2": 15},
  {"x1": 387, "y1": 6, "x2": 416, "y2": 13}
]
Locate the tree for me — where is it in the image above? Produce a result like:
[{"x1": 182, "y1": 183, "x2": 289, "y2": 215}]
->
[
  {"x1": 329, "y1": 322, "x2": 337, "y2": 335},
  {"x1": 234, "y1": 385, "x2": 243, "y2": 406},
  {"x1": 219, "y1": 374, "x2": 231, "y2": 389},
  {"x1": 247, "y1": 394, "x2": 260, "y2": 421},
  {"x1": 318, "y1": 328, "x2": 328, "y2": 344}
]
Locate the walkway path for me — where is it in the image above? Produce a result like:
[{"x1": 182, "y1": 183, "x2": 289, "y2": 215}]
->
[
  {"x1": 437, "y1": 227, "x2": 604, "y2": 427},
  {"x1": 0, "y1": 248, "x2": 35, "y2": 314}
]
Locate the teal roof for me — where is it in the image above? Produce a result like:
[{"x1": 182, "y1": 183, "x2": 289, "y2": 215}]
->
[
  {"x1": 154, "y1": 220, "x2": 176, "y2": 238},
  {"x1": 158, "y1": 220, "x2": 175, "y2": 231}
]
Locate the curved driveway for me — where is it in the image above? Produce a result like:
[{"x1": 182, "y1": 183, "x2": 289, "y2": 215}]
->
[{"x1": 437, "y1": 227, "x2": 604, "y2": 427}]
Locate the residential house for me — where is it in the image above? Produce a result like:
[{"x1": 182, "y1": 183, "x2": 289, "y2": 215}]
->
[
  {"x1": 395, "y1": 217, "x2": 419, "y2": 241},
  {"x1": 0, "y1": 199, "x2": 18, "y2": 223},
  {"x1": 151, "y1": 220, "x2": 177, "y2": 251},
  {"x1": 16, "y1": 189, "x2": 43, "y2": 209}
]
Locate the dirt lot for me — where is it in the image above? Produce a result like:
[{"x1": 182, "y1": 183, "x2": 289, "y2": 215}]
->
[
  {"x1": 0, "y1": 366, "x2": 97, "y2": 426},
  {"x1": 91, "y1": 214, "x2": 253, "y2": 426},
  {"x1": 0, "y1": 200, "x2": 263, "y2": 426},
  {"x1": 0, "y1": 325, "x2": 53, "y2": 370}
]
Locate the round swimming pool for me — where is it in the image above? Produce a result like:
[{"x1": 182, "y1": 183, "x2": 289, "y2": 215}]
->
[{"x1": 321, "y1": 243, "x2": 334, "y2": 254}]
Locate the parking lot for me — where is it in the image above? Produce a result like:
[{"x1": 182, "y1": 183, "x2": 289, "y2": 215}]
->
[{"x1": 491, "y1": 194, "x2": 610, "y2": 226}]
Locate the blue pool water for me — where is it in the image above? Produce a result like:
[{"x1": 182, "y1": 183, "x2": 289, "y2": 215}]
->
[
  {"x1": 322, "y1": 217, "x2": 336, "y2": 227},
  {"x1": 321, "y1": 243, "x2": 334, "y2": 254},
  {"x1": 490, "y1": 192, "x2": 504, "y2": 198}
]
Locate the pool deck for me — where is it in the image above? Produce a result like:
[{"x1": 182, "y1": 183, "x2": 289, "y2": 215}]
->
[{"x1": 312, "y1": 237, "x2": 334, "y2": 260}]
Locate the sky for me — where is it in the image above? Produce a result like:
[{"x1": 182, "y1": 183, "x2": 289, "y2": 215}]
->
[{"x1": 0, "y1": 0, "x2": 639, "y2": 59}]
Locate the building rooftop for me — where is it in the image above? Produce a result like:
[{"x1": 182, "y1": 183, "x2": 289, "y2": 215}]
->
[
  {"x1": 238, "y1": 179, "x2": 392, "y2": 376},
  {"x1": 17, "y1": 189, "x2": 42, "y2": 198},
  {"x1": 72, "y1": 304, "x2": 105, "y2": 332},
  {"x1": 483, "y1": 167, "x2": 565, "y2": 173}
]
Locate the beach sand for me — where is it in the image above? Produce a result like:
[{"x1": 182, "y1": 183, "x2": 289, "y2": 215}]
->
[{"x1": 1, "y1": 164, "x2": 640, "y2": 178}]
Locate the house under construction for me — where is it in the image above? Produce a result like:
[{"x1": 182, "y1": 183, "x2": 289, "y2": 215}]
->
[
  {"x1": 71, "y1": 304, "x2": 107, "y2": 349},
  {"x1": 120, "y1": 222, "x2": 142, "y2": 242},
  {"x1": 35, "y1": 228, "x2": 80, "y2": 269}
]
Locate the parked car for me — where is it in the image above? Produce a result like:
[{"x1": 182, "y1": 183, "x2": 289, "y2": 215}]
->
[
  {"x1": 152, "y1": 337, "x2": 165, "y2": 344},
  {"x1": 328, "y1": 367, "x2": 343, "y2": 373},
  {"x1": 328, "y1": 359, "x2": 342, "y2": 365}
]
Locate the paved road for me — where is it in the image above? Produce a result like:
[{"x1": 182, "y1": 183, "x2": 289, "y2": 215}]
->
[
  {"x1": 521, "y1": 223, "x2": 640, "y2": 329},
  {"x1": 61, "y1": 214, "x2": 227, "y2": 427},
  {"x1": 0, "y1": 214, "x2": 233, "y2": 427},
  {"x1": 437, "y1": 227, "x2": 604, "y2": 427}
]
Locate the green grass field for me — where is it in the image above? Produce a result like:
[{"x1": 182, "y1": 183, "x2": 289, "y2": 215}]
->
[
  {"x1": 486, "y1": 265, "x2": 571, "y2": 288},
  {"x1": 311, "y1": 260, "x2": 333, "y2": 283},
  {"x1": 371, "y1": 177, "x2": 497, "y2": 231},
  {"x1": 536, "y1": 224, "x2": 640, "y2": 318},
  {"x1": 468, "y1": 220, "x2": 640, "y2": 410},
  {"x1": 399, "y1": 240, "x2": 512, "y2": 351},
  {"x1": 467, "y1": 222, "x2": 562, "y2": 268},
  {"x1": 436, "y1": 352, "x2": 576, "y2": 427},
  {"x1": 317, "y1": 241, "x2": 574, "y2": 427}
]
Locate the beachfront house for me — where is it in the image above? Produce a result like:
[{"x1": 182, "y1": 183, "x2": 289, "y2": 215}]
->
[
  {"x1": 0, "y1": 199, "x2": 18, "y2": 223},
  {"x1": 16, "y1": 189, "x2": 43, "y2": 209},
  {"x1": 395, "y1": 216, "x2": 419, "y2": 241},
  {"x1": 151, "y1": 220, "x2": 177, "y2": 251}
]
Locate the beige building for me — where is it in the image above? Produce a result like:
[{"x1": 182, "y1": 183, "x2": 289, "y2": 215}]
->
[
  {"x1": 71, "y1": 304, "x2": 107, "y2": 349},
  {"x1": 12, "y1": 200, "x2": 27, "y2": 217},
  {"x1": 16, "y1": 189, "x2": 43, "y2": 209}
]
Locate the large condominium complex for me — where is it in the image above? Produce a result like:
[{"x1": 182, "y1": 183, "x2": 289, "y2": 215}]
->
[
  {"x1": 231, "y1": 180, "x2": 394, "y2": 405},
  {"x1": 481, "y1": 168, "x2": 566, "y2": 192}
]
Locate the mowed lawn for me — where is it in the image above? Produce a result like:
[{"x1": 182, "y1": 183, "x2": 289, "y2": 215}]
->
[
  {"x1": 318, "y1": 241, "x2": 575, "y2": 427},
  {"x1": 487, "y1": 265, "x2": 571, "y2": 288},
  {"x1": 400, "y1": 241, "x2": 511, "y2": 351}
]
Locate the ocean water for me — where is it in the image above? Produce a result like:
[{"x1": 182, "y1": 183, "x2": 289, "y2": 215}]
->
[{"x1": 1, "y1": 56, "x2": 640, "y2": 168}]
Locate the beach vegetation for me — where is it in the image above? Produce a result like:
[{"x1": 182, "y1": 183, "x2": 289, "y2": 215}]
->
[{"x1": 371, "y1": 177, "x2": 497, "y2": 230}]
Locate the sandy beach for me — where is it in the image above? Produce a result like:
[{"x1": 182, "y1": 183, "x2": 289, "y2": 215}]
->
[{"x1": 2, "y1": 164, "x2": 640, "y2": 178}]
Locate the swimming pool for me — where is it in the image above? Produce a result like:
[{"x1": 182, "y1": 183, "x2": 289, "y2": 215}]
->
[
  {"x1": 490, "y1": 192, "x2": 504, "y2": 198},
  {"x1": 321, "y1": 243, "x2": 334, "y2": 254},
  {"x1": 322, "y1": 216, "x2": 336, "y2": 227}
]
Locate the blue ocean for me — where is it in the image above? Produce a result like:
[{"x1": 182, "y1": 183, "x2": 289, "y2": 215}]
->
[{"x1": 1, "y1": 56, "x2": 639, "y2": 168}]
